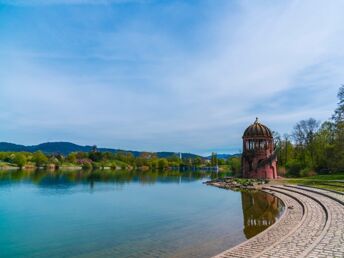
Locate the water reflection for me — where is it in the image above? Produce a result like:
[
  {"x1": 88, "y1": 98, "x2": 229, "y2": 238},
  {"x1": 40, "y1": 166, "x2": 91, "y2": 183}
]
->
[
  {"x1": 0, "y1": 170, "x2": 281, "y2": 257},
  {"x1": 0, "y1": 170, "x2": 284, "y2": 243},
  {"x1": 0, "y1": 169, "x2": 229, "y2": 189},
  {"x1": 241, "y1": 191, "x2": 284, "y2": 238}
]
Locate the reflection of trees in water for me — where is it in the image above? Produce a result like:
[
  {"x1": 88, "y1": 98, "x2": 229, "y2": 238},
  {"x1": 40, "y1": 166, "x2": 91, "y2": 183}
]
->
[
  {"x1": 0, "y1": 170, "x2": 225, "y2": 189},
  {"x1": 241, "y1": 191, "x2": 284, "y2": 239}
]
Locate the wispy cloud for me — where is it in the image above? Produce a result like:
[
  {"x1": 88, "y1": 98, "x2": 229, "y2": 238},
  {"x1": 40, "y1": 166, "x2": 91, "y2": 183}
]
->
[
  {"x1": 0, "y1": 0, "x2": 149, "y2": 5},
  {"x1": 1, "y1": 0, "x2": 344, "y2": 154}
]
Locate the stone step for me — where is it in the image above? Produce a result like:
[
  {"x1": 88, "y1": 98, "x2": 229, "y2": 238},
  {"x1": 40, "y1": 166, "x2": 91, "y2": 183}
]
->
[
  {"x1": 213, "y1": 189, "x2": 304, "y2": 258},
  {"x1": 213, "y1": 185, "x2": 344, "y2": 258},
  {"x1": 282, "y1": 185, "x2": 344, "y2": 258},
  {"x1": 259, "y1": 185, "x2": 327, "y2": 258},
  {"x1": 291, "y1": 184, "x2": 344, "y2": 204}
]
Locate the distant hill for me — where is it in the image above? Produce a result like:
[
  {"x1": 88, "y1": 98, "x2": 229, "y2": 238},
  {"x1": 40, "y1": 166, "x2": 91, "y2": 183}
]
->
[
  {"x1": 0, "y1": 142, "x2": 201, "y2": 159},
  {"x1": 206, "y1": 153, "x2": 241, "y2": 159}
]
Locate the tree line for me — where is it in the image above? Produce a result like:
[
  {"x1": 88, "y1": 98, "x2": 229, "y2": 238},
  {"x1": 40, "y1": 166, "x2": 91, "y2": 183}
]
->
[
  {"x1": 275, "y1": 85, "x2": 344, "y2": 177},
  {"x1": 0, "y1": 149, "x2": 239, "y2": 172}
]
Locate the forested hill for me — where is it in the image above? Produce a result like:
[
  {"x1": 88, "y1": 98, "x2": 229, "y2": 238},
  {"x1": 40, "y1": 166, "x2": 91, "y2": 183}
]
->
[{"x1": 0, "y1": 142, "x2": 202, "y2": 158}]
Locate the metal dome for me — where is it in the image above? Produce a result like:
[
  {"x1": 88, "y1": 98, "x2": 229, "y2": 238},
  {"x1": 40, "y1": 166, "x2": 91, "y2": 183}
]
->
[{"x1": 243, "y1": 118, "x2": 273, "y2": 138}]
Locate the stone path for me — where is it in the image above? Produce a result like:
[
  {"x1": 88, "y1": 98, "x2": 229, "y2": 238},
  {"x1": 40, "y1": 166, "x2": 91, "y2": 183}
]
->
[
  {"x1": 295, "y1": 184, "x2": 344, "y2": 203},
  {"x1": 213, "y1": 185, "x2": 344, "y2": 258}
]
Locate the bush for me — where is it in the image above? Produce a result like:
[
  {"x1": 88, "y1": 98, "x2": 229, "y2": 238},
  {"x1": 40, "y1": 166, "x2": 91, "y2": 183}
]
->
[
  {"x1": 300, "y1": 168, "x2": 317, "y2": 177},
  {"x1": 278, "y1": 166, "x2": 287, "y2": 177},
  {"x1": 286, "y1": 159, "x2": 303, "y2": 177},
  {"x1": 91, "y1": 162, "x2": 101, "y2": 169},
  {"x1": 228, "y1": 157, "x2": 241, "y2": 176},
  {"x1": 82, "y1": 162, "x2": 93, "y2": 170},
  {"x1": 32, "y1": 151, "x2": 48, "y2": 167},
  {"x1": 13, "y1": 153, "x2": 27, "y2": 168}
]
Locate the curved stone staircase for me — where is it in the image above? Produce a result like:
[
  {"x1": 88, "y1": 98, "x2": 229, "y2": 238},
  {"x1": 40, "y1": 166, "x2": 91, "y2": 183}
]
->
[{"x1": 213, "y1": 185, "x2": 344, "y2": 258}]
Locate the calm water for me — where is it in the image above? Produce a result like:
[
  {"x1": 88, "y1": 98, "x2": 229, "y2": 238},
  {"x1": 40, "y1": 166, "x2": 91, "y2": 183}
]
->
[{"x1": 0, "y1": 170, "x2": 284, "y2": 258}]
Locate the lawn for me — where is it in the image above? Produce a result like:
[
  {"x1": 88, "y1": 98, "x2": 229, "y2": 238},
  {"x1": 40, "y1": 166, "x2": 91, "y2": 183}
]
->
[{"x1": 278, "y1": 172, "x2": 344, "y2": 193}]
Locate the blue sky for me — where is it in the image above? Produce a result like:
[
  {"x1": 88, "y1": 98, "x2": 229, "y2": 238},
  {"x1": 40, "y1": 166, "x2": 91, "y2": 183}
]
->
[{"x1": 1, "y1": 0, "x2": 344, "y2": 155}]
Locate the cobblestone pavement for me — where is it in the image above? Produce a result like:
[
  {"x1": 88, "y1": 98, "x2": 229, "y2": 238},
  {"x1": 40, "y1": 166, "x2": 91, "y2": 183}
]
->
[
  {"x1": 213, "y1": 185, "x2": 344, "y2": 258},
  {"x1": 293, "y1": 184, "x2": 344, "y2": 203},
  {"x1": 284, "y1": 185, "x2": 344, "y2": 258},
  {"x1": 213, "y1": 190, "x2": 304, "y2": 258}
]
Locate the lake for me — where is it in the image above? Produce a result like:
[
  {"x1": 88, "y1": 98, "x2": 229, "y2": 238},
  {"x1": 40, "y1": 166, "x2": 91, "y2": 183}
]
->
[{"x1": 0, "y1": 170, "x2": 284, "y2": 258}]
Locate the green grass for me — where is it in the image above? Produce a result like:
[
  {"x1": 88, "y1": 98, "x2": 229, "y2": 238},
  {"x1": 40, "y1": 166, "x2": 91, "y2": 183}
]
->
[
  {"x1": 0, "y1": 161, "x2": 17, "y2": 167},
  {"x1": 299, "y1": 173, "x2": 344, "y2": 181},
  {"x1": 281, "y1": 173, "x2": 344, "y2": 192}
]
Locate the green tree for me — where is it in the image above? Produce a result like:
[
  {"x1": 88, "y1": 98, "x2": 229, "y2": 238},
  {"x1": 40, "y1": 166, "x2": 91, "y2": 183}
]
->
[
  {"x1": 32, "y1": 151, "x2": 48, "y2": 167},
  {"x1": 332, "y1": 85, "x2": 344, "y2": 123},
  {"x1": 192, "y1": 157, "x2": 202, "y2": 166},
  {"x1": 89, "y1": 151, "x2": 103, "y2": 162},
  {"x1": 158, "y1": 158, "x2": 169, "y2": 170},
  {"x1": 67, "y1": 152, "x2": 77, "y2": 163},
  {"x1": 292, "y1": 118, "x2": 320, "y2": 170},
  {"x1": 332, "y1": 85, "x2": 344, "y2": 170},
  {"x1": 13, "y1": 153, "x2": 27, "y2": 168},
  {"x1": 228, "y1": 157, "x2": 241, "y2": 176},
  {"x1": 210, "y1": 152, "x2": 218, "y2": 166},
  {"x1": 115, "y1": 151, "x2": 135, "y2": 165}
]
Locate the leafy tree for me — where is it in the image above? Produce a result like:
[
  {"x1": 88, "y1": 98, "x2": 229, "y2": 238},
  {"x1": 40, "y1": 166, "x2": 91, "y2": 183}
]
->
[
  {"x1": 32, "y1": 151, "x2": 48, "y2": 167},
  {"x1": 67, "y1": 152, "x2": 77, "y2": 163},
  {"x1": 210, "y1": 152, "x2": 218, "y2": 166},
  {"x1": 115, "y1": 152, "x2": 135, "y2": 165},
  {"x1": 13, "y1": 153, "x2": 27, "y2": 168},
  {"x1": 228, "y1": 157, "x2": 241, "y2": 176},
  {"x1": 192, "y1": 157, "x2": 202, "y2": 166},
  {"x1": 217, "y1": 159, "x2": 226, "y2": 165},
  {"x1": 89, "y1": 151, "x2": 103, "y2": 162},
  {"x1": 167, "y1": 154, "x2": 181, "y2": 165},
  {"x1": 158, "y1": 158, "x2": 169, "y2": 170},
  {"x1": 292, "y1": 118, "x2": 320, "y2": 169},
  {"x1": 332, "y1": 85, "x2": 344, "y2": 123}
]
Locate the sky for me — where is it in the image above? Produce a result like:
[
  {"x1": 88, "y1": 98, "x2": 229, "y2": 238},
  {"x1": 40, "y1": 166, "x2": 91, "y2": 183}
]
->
[{"x1": 1, "y1": 0, "x2": 344, "y2": 155}]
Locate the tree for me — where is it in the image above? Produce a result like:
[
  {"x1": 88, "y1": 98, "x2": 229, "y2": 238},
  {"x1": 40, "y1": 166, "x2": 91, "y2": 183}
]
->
[
  {"x1": 210, "y1": 152, "x2": 218, "y2": 166},
  {"x1": 67, "y1": 152, "x2": 77, "y2": 163},
  {"x1": 228, "y1": 157, "x2": 241, "y2": 176},
  {"x1": 167, "y1": 154, "x2": 181, "y2": 165},
  {"x1": 115, "y1": 152, "x2": 135, "y2": 165},
  {"x1": 32, "y1": 151, "x2": 48, "y2": 167},
  {"x1": 13, "y1": 153, "x2": 27, "y2": 168},
  {"x1": 158, "y1": 158, "x2": 168, "y2": 170},
  {"x1": 332, "y1": 85, "x2": 344, "y2": 123},
  {"x1": 332, "y1": 85, "x2": 344, "y2": 170},
  {"x1": 192, "y1": 157, "x2": 202, "y2": 166},
  {"x1": 292, "y1": 118, "x2": 320, "y2": 169},
  {"x1": 89, "y1": 151, "x2": 103, "y2": 162}
]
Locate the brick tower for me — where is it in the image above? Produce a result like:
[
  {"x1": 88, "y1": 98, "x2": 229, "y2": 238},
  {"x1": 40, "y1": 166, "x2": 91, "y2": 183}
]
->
[{"x1": 242, "y1": 118, "x2": 277, "y2": 179}]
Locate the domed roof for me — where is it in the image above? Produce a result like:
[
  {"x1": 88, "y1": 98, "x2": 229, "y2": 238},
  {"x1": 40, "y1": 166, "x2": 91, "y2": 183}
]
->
[{"x1": 243, "y1": 118, "x2": 273, "y2": 138}]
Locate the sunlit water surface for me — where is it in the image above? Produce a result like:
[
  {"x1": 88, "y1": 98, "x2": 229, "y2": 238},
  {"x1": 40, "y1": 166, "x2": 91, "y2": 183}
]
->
[{"x1": 0, "y1": 170, "x2": 284, "y2": 258}]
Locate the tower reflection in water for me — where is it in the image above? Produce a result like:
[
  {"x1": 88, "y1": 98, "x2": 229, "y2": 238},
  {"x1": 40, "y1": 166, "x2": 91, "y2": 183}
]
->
[{"x1": 241, "y1": 191, "x2": 284, "y2": 239}]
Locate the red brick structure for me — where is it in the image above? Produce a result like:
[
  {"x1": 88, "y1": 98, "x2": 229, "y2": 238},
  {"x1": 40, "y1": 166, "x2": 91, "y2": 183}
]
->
[{"x1": 242, "y1": 118, "x2": 277, "y2": 179}]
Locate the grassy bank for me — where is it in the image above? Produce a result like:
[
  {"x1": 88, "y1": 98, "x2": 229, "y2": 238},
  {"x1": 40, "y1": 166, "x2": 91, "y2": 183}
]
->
[{"x1": 277, "y1": 173, "x2": 344, "y2": 192}]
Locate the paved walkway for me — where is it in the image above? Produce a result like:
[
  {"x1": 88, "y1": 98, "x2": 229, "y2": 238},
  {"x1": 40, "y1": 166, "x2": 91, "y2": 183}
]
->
[{"x1": 213, "y1": 185, "x2": 344, "y2": 258}]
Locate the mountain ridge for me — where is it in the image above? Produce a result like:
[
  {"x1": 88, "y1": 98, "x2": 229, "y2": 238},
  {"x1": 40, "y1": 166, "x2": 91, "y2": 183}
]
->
[{"x1": 0, "y1": 141, "x2": 204, "y2": 159}]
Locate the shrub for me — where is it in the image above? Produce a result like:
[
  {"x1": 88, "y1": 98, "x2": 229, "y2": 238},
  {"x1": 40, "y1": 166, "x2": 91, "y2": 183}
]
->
[
  {"x1": 286, "y1": 159, "x2": 303, "y2": 177},
  {"x1": 278, "y1": 166, "x2": 287, "y2": 177},
  {"x1": 82, "y1": 162, "x2": 93, "y2": 170},
  {"x1": 300, "y1": 168, "x2": 317, "y2": 177}
]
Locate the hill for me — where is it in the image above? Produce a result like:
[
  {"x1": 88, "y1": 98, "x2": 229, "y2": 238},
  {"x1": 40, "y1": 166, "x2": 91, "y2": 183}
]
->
[
  {"x1": 206, "y1": 153, "x2": 241, "y2": 159},
  {"x1": 0, "y1": 142, "x2": 201, "y2": 159}
]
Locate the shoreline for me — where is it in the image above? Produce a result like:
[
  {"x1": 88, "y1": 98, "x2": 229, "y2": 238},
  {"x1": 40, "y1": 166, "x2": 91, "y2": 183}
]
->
[{"x1": 204, "y1": 177, "x2": 268, "y2": 191}]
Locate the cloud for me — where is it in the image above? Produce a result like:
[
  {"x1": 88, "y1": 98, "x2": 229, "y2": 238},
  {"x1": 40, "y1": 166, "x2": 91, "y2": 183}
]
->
[
  {"x1": 0, "y1": 0, "x2": 149, "y2": 5},
  {"x1": 1, "y1": 0, "x2": 344, "y2": 154}
]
